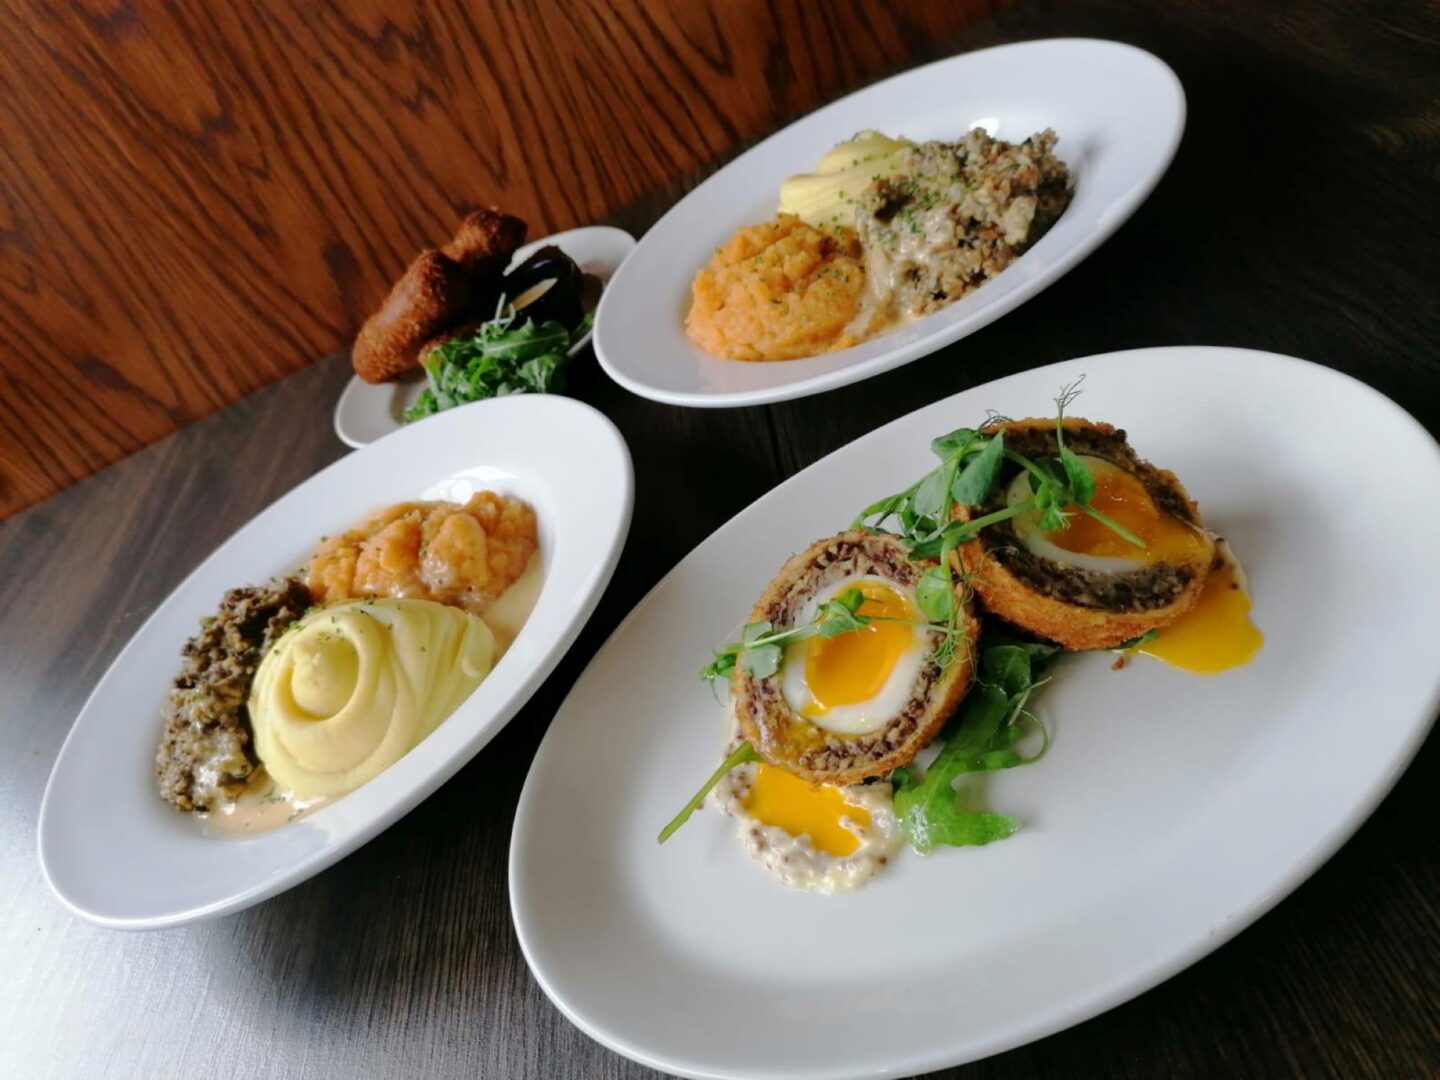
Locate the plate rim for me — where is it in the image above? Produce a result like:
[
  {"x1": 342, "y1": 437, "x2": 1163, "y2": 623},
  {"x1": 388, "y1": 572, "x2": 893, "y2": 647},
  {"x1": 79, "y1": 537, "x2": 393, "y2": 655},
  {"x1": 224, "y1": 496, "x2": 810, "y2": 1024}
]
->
[
  {"x1": 592, "y1": 37, "x2": 1186, "y2": 408},
  {"x1": 38, "y1": 393, "x2": 634, "y2": 930},
  {"x1": 509, "y1": 345, "x2": 1440, "y2": 1079},
  {"x1": 332, "y1": 224, "x2": 637, "y2": 449}
]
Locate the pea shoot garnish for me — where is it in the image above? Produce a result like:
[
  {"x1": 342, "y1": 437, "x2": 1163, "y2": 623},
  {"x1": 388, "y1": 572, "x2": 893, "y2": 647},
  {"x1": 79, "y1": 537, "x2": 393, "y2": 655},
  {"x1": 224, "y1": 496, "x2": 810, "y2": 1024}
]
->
[
  {"x1": 657, "y1": 741, "x2": 761, "y2": 844},
  {"x1": 699, "y1": 585, "x2": 967, "y2": 686},
  {"x1": 853, "y1": 378, "x2": 1144, "y2": 559}
]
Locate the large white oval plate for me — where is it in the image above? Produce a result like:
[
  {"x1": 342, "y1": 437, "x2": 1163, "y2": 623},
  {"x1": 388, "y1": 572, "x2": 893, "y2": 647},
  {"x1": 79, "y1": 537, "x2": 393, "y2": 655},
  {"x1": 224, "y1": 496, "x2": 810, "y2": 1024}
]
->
[
  {"x1": 333, "y1": 225, "x2": 636, "y2": 448},
  {"x1": 40, "y1": 395, "x2": 632, "y2": 929},
  {"x1": 511, "y1": 347, "x2": 1440, "y2": 1079},
  {"x1": 593, "y1": 39, "x2": 1185, "y2": 408}
]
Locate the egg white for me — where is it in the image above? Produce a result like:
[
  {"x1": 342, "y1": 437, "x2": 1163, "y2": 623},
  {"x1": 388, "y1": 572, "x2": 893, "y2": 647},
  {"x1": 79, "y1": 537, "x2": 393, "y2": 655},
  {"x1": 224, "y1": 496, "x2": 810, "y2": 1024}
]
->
[
  {"x1": 779, "y1": 574, "x2": 928, "y2": 736},
  {"x1": 1008, "y1": 457, "x2": 1150, "y2": 574}
]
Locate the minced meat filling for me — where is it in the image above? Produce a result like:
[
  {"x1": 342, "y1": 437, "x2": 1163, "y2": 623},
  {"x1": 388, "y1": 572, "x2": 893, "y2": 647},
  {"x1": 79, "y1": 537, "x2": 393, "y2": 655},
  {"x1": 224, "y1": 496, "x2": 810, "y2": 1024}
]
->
[
  {"x1": 155, "y1": 577, "x2": 311, "y2": 812},
  {"x1": 994, "y1": 423, "x2": 1199, "y2": 524},
  {"x1": 981, "y1": 519, "x2": 1197, "y2": 612},
  {"x1": 856, "y1": 129, "x2": 1072, "y2": 318}
]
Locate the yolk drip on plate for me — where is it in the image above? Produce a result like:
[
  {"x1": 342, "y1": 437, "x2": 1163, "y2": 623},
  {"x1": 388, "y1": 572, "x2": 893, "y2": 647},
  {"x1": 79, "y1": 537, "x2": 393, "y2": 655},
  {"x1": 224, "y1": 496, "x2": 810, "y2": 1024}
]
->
[
  {"x1": 743, "y1": 764, "x2": 871, "y2": 857},
  {"x1": 1050, "y1": 462, "x2": 1208, "y2": 565},
  {"x1": 801, "y1": 581, "x2": 915, "y2": 718},
  {"x1": 1140, "y1": 556, "x2": 1263, "y2": 674}
]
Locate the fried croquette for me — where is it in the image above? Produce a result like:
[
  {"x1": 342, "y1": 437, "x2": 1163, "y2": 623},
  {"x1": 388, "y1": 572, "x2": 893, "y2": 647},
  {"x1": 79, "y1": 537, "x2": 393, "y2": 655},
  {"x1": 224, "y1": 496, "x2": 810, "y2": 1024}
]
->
[
  {"x1": 352, "y1": 249, "x2": 473, "y2": 384},
  {"x1": 443, "y1": 207, "x2": 527, "y2": 278}
]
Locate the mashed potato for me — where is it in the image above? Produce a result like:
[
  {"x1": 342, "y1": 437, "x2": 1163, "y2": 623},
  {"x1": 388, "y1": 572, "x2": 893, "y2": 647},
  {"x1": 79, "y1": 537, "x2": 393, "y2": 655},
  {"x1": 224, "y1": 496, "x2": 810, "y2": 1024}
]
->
[
  {"x1": 249, "y1": 598, "x2": 494, "y2": 797},
  {"x1": 685, "y1": 214, "x2": 865, "y2": 361}
]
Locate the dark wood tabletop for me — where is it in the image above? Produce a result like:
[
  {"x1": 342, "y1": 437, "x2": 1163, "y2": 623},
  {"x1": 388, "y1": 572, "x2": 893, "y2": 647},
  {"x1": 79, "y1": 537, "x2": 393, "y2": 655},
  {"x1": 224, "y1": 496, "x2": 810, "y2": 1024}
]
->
[{"x1": 1, "y1": 1, "x2": 1436, "y2": 1077}]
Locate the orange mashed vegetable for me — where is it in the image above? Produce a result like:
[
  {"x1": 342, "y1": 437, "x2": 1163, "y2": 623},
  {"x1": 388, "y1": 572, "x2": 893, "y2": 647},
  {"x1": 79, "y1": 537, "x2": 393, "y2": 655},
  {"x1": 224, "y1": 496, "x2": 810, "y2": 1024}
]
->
[
  {"x1": 308, "y1": 491, "x2": 537, "y2": 614},
  {"x1": 685, "y1": 213, "x2": 865, "y2": 361}
]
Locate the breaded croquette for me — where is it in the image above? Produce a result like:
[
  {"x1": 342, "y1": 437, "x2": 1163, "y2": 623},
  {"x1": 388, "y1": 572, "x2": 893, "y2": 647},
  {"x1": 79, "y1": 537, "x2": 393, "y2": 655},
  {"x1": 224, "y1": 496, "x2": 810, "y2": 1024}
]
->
[
  {"x1": 352, "y1": 250, "x2": 473, "y2": 384},
  {"x1": 443, "y1": 208, "x2": 527, "y2": 278}
]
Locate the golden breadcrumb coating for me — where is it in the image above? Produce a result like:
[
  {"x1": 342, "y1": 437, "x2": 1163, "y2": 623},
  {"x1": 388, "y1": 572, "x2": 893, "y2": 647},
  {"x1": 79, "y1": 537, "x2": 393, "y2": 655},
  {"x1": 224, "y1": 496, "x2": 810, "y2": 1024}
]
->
[
  {"x1": 352, "y1": 249, "x2": 473, "y2": 384},
  {"x1": 443, "y1": 207, "x2": 527, "y2": 278}
]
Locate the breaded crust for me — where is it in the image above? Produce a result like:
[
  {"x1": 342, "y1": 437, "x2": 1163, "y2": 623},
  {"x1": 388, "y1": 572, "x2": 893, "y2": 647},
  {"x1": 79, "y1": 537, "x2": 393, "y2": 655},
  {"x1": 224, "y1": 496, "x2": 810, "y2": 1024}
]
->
[
  {"x1": 954, "y1": 417, "x2": 1214, "y2": 651},
  {"x1": 733, "y1": 529, "x2": 979, "y2": 786},
  {"x1": 352, "y1": 250, "x2": 472, "y2": 384},
  {"x1": 351, "y1": 209, "x2": 528, "y2": 384},
  {"x1": 443, "y1": 207, "x2": 527, "y2": 278}
]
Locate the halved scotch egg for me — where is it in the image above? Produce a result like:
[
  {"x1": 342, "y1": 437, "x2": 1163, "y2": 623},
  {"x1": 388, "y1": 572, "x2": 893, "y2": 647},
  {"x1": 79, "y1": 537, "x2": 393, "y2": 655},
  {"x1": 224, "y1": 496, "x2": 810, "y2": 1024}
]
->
[
  {"x1": 715, "y1": 529, "x2": 978, "y2": 891},
  {"x1": 953, "y1": 418, "x2": 1216, "y2": 651},
  {"x1": 733, "y1": 529, "x2": 980, "y2": 785}
]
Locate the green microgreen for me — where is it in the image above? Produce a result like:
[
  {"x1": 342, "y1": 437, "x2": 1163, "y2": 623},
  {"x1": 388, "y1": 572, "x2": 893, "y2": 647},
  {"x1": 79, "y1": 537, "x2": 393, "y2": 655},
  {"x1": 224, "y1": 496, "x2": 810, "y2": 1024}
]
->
[
  {"x1": 402, "y1": 298, "x2": 593, "y2": 422},
  {"x1": 1107, "y1": 628, "x2": 1160, "y2": 654},
  {"x1": 699, "y1": 586, "x2": 969, "y2": 691},
  {"x1": 657, "y1": 740, "x2": 761, "y2": 844},
  {"x1": 853, "y1": 379, "x2": 1146, "y2": 561},
  {"x1": 892, "y1": 636, "x2": 1059, "y2": 852}
]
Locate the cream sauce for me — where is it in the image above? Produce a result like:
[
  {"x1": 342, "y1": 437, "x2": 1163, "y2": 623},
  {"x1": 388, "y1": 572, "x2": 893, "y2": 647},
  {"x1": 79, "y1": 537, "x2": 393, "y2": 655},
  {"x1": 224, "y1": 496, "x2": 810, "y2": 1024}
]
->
[
  {"x1": 480, "y1": 551, "x2": 545, "y2": 657},
  {"x1": 198, "y1": 768, "x2": 328, "y2": 837},
  {"x1": 714, "y1": 760, "x2": 902, "y2": 894},
  {"x1": 711, "y1": 712, "x2": 903, "y2": 894}
]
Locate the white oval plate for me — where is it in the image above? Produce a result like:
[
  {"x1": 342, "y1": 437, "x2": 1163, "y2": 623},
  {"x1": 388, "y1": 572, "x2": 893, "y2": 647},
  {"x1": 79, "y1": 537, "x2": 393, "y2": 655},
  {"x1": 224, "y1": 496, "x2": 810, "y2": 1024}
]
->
[
  {"x1": 594, "y1": 39, "x2": 1184, "y2": 408},
  {"x1": 333, "y1": 225, "x2": 636, "y2": 448},
  {"x1": 40, "y1": 395, "x2": 632, "y2": 929},
  {"x1": 511, "y1": 347, "x2": 1440, "y2": 1079}
]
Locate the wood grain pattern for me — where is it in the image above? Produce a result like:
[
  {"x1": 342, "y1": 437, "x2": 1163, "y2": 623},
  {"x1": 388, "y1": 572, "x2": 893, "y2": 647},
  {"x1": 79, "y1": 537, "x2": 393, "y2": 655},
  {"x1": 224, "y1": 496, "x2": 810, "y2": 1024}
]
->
[
  {"x1": 0, "y1": 0, "x2": 1002, "y2": 519},
  {"x1": 0, "y1": 1, "x2": 1437, "y2": 1078}
]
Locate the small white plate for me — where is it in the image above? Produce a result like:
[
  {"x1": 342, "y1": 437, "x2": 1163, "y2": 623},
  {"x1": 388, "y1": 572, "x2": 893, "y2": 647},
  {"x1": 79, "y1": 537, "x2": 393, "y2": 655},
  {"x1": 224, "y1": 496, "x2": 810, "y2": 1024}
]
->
[
  {"x1": 593, "y1": 39, "x2": 1185, "y2": 408},
  {"x1": 40, "y1": 395, "x2": 632, "y2": 929},
  {"x1": 510, "y1": 347, "x2": 1440, "y2": 1079},
  {"x1": 333, "y1": 225, "x2": 636, "y2": 449}
]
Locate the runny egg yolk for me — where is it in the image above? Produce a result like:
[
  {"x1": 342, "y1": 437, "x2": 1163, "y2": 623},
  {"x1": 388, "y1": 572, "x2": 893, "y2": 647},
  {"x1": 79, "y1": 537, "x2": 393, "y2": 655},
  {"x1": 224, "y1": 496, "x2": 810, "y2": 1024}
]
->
[
  {"x1": 801, "y1": 582, "x2": 915, "y2": 717},
  {"x1": 1139, "y1": 556, "x2": 1263, "y2": 674},
  {"x1": 1050, "y1": 462, "x2": 1208, "y2": 566},
  {"x1": 743, "y1": 764, "x2": 870, "y2": 857}
]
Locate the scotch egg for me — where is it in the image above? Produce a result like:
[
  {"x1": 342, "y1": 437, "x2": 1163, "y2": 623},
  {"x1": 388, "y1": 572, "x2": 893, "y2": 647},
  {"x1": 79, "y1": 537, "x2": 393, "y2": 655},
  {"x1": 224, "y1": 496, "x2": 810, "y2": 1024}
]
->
[
  {"x1": 733, "y1": 529, "x2": 979, "y2": 785},
  {"x1": 954, "y1": 417, "x2": 1260, "y2": 671}
]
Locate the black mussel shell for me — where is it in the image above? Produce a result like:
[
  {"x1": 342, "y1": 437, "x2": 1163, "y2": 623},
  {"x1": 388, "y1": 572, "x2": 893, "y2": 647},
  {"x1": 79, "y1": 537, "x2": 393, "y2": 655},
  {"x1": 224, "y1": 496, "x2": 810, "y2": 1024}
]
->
[{"x1": 503, "y1": 245, "x2": 584, "y2": 329}]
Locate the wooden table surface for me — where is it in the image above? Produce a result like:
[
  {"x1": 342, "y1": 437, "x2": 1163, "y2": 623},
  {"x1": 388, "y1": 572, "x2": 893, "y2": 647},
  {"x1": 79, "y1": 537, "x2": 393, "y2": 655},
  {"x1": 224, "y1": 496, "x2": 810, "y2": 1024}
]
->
[{"x1": 2, "y1": 2, "x2": 1436, "y2": 1077}]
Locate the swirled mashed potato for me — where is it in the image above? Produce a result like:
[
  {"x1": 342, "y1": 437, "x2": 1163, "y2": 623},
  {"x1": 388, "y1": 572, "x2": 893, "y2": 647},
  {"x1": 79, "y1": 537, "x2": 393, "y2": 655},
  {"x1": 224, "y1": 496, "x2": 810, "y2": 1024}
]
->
[
  {"x1": 685, "y1": 214, "x2": 865, "y2": 361},
  {"x1": 308, "y1": 491, "x2": 537, "y2": 614},
  {"x1": 249, "y1": 598, "x2": 494, "y2": 797}
]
